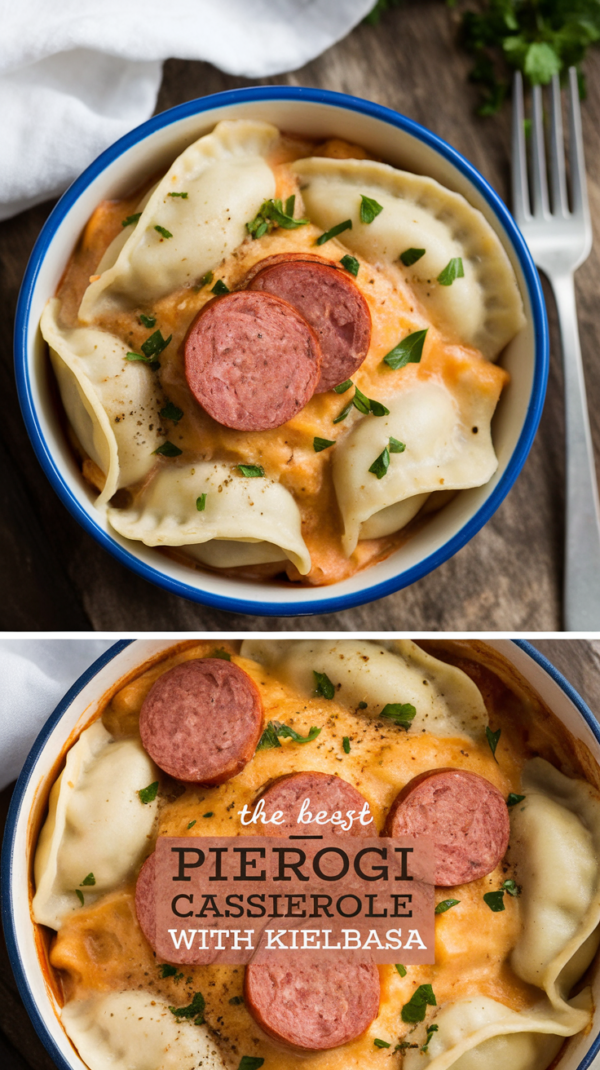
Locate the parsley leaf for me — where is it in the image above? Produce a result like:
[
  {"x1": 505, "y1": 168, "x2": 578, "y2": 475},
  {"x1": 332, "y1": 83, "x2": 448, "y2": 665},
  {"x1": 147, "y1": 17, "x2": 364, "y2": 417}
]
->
[
  {"x1": 316, "y1": 219, "x2": 353, "y2": 245},
  {"x1": 168, "y1": 191, "x2": 188, "y2": 198},
  {"x1": 343, "y1": 736, "x2": 351, "y2": 753},
  {"x1": 421, "y1": 1024, "x2": 439, "y2": 1054},
  {"x1": 238, "y1": 1058, "x2": 264, "y2": 1070},
  {"x1": 126, "y1": 352, "x2": 160, "y2": 371},
  {"x1": 333, "y1": 398, "x2": 354, "y2": 424},
  {"x1": 484, "y1": 890, "x2": 506, "y2": 912},
  {"x1": 160, "y1": 401, "x2": 184, "y2": 423},
  {"x1": 507, "y1": 792, "x2": 526, "y2": 807},
  {"x1": 369, "y1": 446, "x2": 390, "y2": 479},
  {"x1": 334, "y1": 379, "x2": 353, "y2": 393},
  {"x1": 229, "y1": 995, "x2": 244, "y2": 1005},
  {"x1": 276, "y1": 722, "x2": 322, "y2": 744},
  {"x1": 437, "y1": 257, "x2": 464, "y2": 286},
  {"x1": 237, "y1": 464, "x2": 264, "y2": 477},
  {"x1": 169, "y1": 991, "x2": 205, "y2": 1026},
  {"x1": 389, "y1": 437, "x2": 406, "y2": 453},
  {"x1": 203, "y1": 812, "x2": 214, "y2": 818},
  {"x1": 154, "y1": 441, "x2": 182, "y2": 458},
  {"x1": 314, "y1": 670, "x2": 335, "y2": 699},
  {"x1": 486, "y1": 726, "x2": 501, "y2": 762},
  {"x1": 383, "y1": 329, "x2": 428, "y2": 369},
  {"x1": 247, "y1": 198, "x2": 308, "y2": 238},
  {"x1": 257, "y1": 721, "x2": 282, "y2": 750},
  {"x1": 121, "y1": 213, "x2": 141, "y2": 227},
  {"x1": 187, "y1": 820, "x2": 197, "y2": 830},
  {"x1": 154, "y1": 225, "x2": 173, "y2": 239},
  {"x1": 352, "y1": 386, "x2": 389, "y2": 417},
  {"x1": 139, "y1": 313, "x2": 156, "y2": 328},
  {"x1": 160, "y1": 963, "x2": 179, "y2": 978},
  {"x1": 374, "y1": 1038, "x2": 391, "y2": 1048},
  {"x1": 197, "y1": 271, "x2": 214, "y2": 289},
  {"x1": 401, "y1": 983, "x2": 437, "y2": 1024},
  {"x1": 380, "y1": 702, "x2": 417, "y2": 729},
  {"x1": 139, "y1": 781, "x2": 159, "y2": 804},
  {"x1": 212, "y1": 649, "x2": 231, "y2": 660},
  {"x1": 211, "y1": 279, "x2": 230, "y2": 295},
  {"x1": 360, "y1": 194, "x2": 384, "y2": 224},
  {"x1": 313, "y1": 437, "x2": 335, "y2": 452},
  {"x1": 196, "y1": 494, "x2": 207, "y2": 511},
  {"x1": 75, "y1": 889, "x2": 84, "y2": 906},
  {"x1": 435, "y1": 898, "x2": 460, "y2": 915},
  {"x1": 142, "y1": 330, "x2": 171, "y2": 359},
  {"x1": 400, "y1": 247, "x2": 426, "y2": 267},
  {"x1": 501, "y1": 879, "x2": 521, "y2": 897},
  {"x1": 395, "y1": 963, "x2": 407, "y2": 977},
  {"x1": 80, "y1": 873, "x2": 96, "y2": 887},
  {"x1": 340, "y1": 254, "x2": 360, "y2": 276}
]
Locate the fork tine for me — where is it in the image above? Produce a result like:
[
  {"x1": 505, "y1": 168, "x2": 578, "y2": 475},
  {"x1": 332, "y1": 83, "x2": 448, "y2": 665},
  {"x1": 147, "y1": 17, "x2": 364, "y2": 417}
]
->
[
  {"x1": 512, "y1": 72, "x2": 531, "y2": 223},
  {"x1": 531, "y1": 83, "x2": 550, "y2": 217},
  {"x1": 568, "y1": 66, "x2": 589, "y2": 221},
  {"x1": 549, "y1": 73, "x2": 569, "y2": 217}
]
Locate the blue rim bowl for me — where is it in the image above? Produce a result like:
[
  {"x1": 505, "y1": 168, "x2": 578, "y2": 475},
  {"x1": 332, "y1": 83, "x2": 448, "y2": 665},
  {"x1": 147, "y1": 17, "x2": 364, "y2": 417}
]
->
[
  {"x1": 14, "y1": 87, "x2": 549, "y2": 617},
  {"x1": 2, "y1": 639, "x2": 600, "y2": 1070}
]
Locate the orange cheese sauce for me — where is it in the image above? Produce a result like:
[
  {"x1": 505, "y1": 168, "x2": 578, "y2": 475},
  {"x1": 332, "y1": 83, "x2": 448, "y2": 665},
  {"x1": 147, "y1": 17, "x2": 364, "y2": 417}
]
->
[
  {"x1": 53, "y1": 137, "x2": 508, "y2": 587},
  {"x1": 46, "y1": 644, "x2": 546, "y2": 1070}
]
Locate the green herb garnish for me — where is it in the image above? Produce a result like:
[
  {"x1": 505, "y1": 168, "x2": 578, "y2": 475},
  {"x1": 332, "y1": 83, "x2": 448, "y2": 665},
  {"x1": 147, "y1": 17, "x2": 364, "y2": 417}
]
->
[
  {"x1": 401, "y1": 984, "x2": 437, "y2": 1024},
  {"x1": 369, "y1": 446, "x2": 390, "y2": 479},
  {"x1": 197, "y1": 271, "x2": 214, "y2": 289},
  {"x1": 435, "y1": 898, "x2": 460, "y2": 915},
  {"x1": 437, "y1": 257, "x2": 464, "y2": 286},
  {"x1": 142, "y1": 330, "x2": 172, "y2": 360},
  {"x1": 169, "y1": 991, "x2": 205, "y2": 1026},
  {"x1": 246, "y1": 198, "x2": 309, "y2": 238},
  {"x1": 334, "y1": 379, "x2": 354, "y2": 394},
  {"x1": 160, "y1": 402, "x2": 184, "y2": 424},
  {"x1": 400, "y1": 248, "x2": 426, "y2": 267},
  {"x1": 313, "y1": 437, "x2": 335, "y2": 452},
  {"x1": 507, "y1": 793, "x2": 526, "y2": 807},
  {"x1": 257, "y1": 721, "x2": 282, "y2": 750},
  {"x1": 212, "y1": 649, "x2": 231, "y2": 660},
  {"x1": 139, "y1": 313, "x2": 156, "y2": 328},
  {"x1": 484, "y1": 890, "x2": 506, "y2": 912},
  {"x1": 139, "y1": 781, "x2": 159, "y2": 804},
  {"x1": 314, "y1": 670, "x2": 335, "y2": 699},
  {"x1": 486, "y1": 726, "x2": 501, "y2": 762},
  {"x1": 121, "y1": 213, "x2": 141, "y2": 227},
  {"x1": 154, "y1": 441, "x2": 182, "y2": 457},
  {"x1": 360, "y1": 195, "x2": 384, "y2": 224},
  {"x1": 80, "y1": 873, "x2": 96, "y2": 887},
  {"x1": 333, "y1": 399, "x2": 354, "y2": 423},
  {"x1": 352, "y1": 385, "x2": 371, "y2": 415},
  {"x1": 258, "y1": 719, "x2": 322, "y2": 748},
  {"x1": 125, "y1": 352, "x2": 160, "y2": 371},
  {"x1": 373, "y1": 1038, "x2": 391, "y2": 1049},
  {"x1": 229, "y1": 996, "x2": 244, "y2": 1005},
  {"x1": 238, "y1": 1058, "x2": 264, "y2": 1070},
  {"x1": 389, "y1": 437, "x2": 406, "y2": 453},
  {"x1": 421, "y1": 1024, "x2": 439, "y2": 1054},
  {"x1": 358, "y1": 701, "x2": 368, "y2": 709},
  {"x1": 380, "y1": 702, "x2": 417, "y2": 729},
  {"x1": 501, "y1": 879, "x2": 521, "y2": 897},
  {"x1": 370, "y1": 399, "x2": 390, "y2": 417},
  {"x1": 343, "y1": 736, "x2": 351, "y2": 753},
  {"x1": 340, "y1": 254, "x2": 360, "y2": 276},
  {"x1": 160, "y1": 964, "x2": 179, "y2": 978},
  {"x1": 316, "y1": 219, "x2": 353, "y2": 245},
  {"x1": 237, "y1": 464, "x2": 264, "y2": 477},
  {"x1": 383, "y1": 328, "x2": 428, "y2": 370},
  {"x1": 211, "y1": 279, "x2": 230, "y2": 295},
  {"x1": 196, "y1": 494, "x2": 207, "y2": 512},
  {"x1": 395, "y1": 964, "x2": 407, "y2": 977},
  {"x1": 203, "y1": 812, "x2": 214, "y2": 818},
  {"x1": 154, "y1": 225, "x2": 173, "y2": 239},
  {"x1": 168, "y1": 191, "x2": 188, "y2": 198},
  {"x1": 187, "y1": 820, "x2": 197, "y2": 830},
  {"x1": 75, "y1": 889, "x2": 84, "y2": 906}
]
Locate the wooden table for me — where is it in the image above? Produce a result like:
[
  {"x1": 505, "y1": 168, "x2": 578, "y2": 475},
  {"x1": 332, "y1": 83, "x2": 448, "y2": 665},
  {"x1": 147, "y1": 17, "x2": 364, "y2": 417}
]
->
[
  {"x1": 1, "y1": 1, "x2": 599, "y2": 630},
  {"x1": 0, "y1": 637, "x2": 599, "y2": 1069}
]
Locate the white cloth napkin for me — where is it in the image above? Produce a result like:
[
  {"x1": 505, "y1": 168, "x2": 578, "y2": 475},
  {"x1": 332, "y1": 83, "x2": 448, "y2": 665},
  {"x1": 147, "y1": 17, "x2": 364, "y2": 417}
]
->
[
  {"x1": 0, "y1": 640, "x2": 114, "y2": 790},
  {"x1": 0, "y1": 0, "x2": 374, "y2": 221}
]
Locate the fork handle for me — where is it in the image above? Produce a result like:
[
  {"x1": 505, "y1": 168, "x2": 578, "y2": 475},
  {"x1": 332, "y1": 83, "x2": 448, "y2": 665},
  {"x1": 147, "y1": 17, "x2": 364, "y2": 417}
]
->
[{"x1": 550, "y1": 272, "x2": 600, "y2": 630}]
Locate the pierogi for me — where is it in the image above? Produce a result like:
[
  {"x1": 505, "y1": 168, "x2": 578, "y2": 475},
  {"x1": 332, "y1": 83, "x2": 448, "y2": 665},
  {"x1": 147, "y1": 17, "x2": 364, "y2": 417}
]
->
[
  {"x1": 41, "y1": 120, "x2": 525, "y2": 586},
  {"x1": 31, "y1": 640, "x2": 600, "y2": 1070}
]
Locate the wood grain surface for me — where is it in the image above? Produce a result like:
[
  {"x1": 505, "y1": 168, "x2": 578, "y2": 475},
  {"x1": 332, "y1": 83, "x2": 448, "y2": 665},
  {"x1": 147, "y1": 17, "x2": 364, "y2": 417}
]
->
[
  {"x1": 1, "y1": 1, "x2": 599, "y2": 631},
  {"x1": 0, "y1": 636, "x2": 599, "y2": 1069}
]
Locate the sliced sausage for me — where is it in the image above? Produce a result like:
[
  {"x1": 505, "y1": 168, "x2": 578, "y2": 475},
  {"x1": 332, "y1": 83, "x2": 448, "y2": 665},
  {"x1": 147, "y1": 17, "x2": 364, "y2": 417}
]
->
[
  {"x1": 256, "y1": 771, "x2": 374, "y2": 836},
  {"x1": 242, "y1": 252, "x2": 341, "y2": 286},
  {"x1": 139, "y1": 658, "x2": 263, "y2": 784},
  {"x1": 184, "y1": 290, "x2": 322, "y2": 431},
  {"x1": 247, "y1": 258, "x2": 371, "y2": 393},
  {"x1": 135, "y1": 852, "x2": 155, "y2": 947},
  {"x1": 244, "y1": 961, "x2": 380, "y2": 1050},
  {"x1": 384, "y1": 768, "x2": 510, "y2": 887}
]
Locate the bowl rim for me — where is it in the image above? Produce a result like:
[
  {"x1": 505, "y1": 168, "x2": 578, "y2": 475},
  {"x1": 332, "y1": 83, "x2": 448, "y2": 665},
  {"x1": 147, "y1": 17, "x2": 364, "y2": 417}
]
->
[
  {"x1": 14, "y1": 85, "x2": 549, "y2": 617},
  {"x1": 2, "y1": 638, "x2": 600, "y2": 1070}
]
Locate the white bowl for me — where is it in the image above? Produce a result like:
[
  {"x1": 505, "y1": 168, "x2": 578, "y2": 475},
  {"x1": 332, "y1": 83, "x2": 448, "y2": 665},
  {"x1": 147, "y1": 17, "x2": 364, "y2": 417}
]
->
[
  {"x1": 2, "y1": 639, "x2": 600, "y2": 1070},
  {"x1": 15, "y1": 88, "x2": 549, "y2": 616}
]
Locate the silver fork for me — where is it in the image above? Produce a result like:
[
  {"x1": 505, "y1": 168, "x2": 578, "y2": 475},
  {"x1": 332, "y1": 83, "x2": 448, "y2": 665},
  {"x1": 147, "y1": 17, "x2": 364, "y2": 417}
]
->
[{"x1": 512, "y1": 67, "x2": 600, "y2": 631}]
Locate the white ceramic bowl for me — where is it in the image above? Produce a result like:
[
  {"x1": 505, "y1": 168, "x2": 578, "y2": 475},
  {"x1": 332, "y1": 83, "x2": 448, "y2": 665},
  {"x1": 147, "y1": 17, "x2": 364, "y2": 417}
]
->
[
  {"x1": 15, "y1": 88, "x2": 549, "y2": 616},
  {"x1": 2, "y1": 639, "x2": 600, "y2": 1070}
]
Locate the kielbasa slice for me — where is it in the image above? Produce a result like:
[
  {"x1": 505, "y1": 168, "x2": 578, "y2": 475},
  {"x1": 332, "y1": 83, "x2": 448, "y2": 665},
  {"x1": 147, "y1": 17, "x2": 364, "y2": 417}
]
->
[
  {"x1": 184, "y1": 290, "x2": 322, "y2": 431},
  {"x1": 247, "y1": 258, "x2": 371, "y2": 393},
  {"x1": 135, "y1": 852, "x2": 156, "y2": 947},
  {"x1": 242, "y1": 252, "x2": 341, "y2": 285},
  {"x1": 384, "y1": 768, "x2": 510, "y2": 886},
  {"x1": 256, "y1": 771, "x2": 374, "y2": 836},
  {"x1": 244, "y1": 961, "x2": 380, "y2": 1050},
  {"x1": 139, "y1": 658, "x2": 263, "y2": 784}
]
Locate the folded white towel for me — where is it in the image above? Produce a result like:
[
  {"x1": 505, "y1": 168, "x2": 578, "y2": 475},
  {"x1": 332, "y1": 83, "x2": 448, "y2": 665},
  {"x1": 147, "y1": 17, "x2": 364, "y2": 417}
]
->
[
  {"x1": 0, "y1": 640, "x2": 114, "y2": 790},
  {"x1": 0, "y1": 0, "x2": 374, "y2": 220}
]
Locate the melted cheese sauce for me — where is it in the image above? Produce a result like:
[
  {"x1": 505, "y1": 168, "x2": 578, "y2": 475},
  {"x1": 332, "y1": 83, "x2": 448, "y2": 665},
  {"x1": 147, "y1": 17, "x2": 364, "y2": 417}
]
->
[
  {"x1": 53, "y1": 137, "x2": 508, "y2": 587},
  {"x1": 47, "y1": 643, "x2": 543, "y2": 1070}
]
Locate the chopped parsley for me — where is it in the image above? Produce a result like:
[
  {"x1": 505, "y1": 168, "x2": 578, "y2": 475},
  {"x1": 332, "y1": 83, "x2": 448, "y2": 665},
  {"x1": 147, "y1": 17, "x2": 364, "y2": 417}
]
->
[
  {"x1": 168, "y1": 191, "x2": 188, "y2": 198},
  {"x1": 229, "y1": 996, "x2": 244, "y2": 1005},
  {"x1": 389, "y1": 437, "x2": 406, "y2": 453},
  {"x1": 160, "y1": 963, "x2": 183, "y2": 980},
  {"x1": 256, "y1": 721, "x2": 282, "y2": 750},
  {"x1": 484, "y1": 890, "x2": 506, "y2": 912},
  {"x1": 313, "y1": 670, "x2": 335, "y2": 699},
  {"x1": 435, "y1": 898, "x2": 460, "y2": 915},
  {"x1": 236, "y1": 464, "x2": 264, "y2": 477},
  {"x1": 369, "y1": 446, "x2": 390, "y2": 479},
  {"x1": 246, "y1": 197, "x2": 308, "y2": 238},
  {"x1": 380, "y1": 702, "x2": 417, "y2": 730},
  {"x1": 316, "y1": 219, "x2": 353, "y2": 245},
  {"x1": 353, "y1": 386, "x2": 389, "y2": 417},
  {"x1": 257, "y1": 720, "x2": 321, "y2": 748},
  {"x1": 203, "y1": 812, "x2": 214, "y2": 818},
  {"x1": 75, "y1": 889, "x2": 84, "y2": 906},
  {"x1": 80, "y1": 873, "x2": 96, "y2": 887},
  {"x1": 360, "y1": 194, "x2": 384, "y2": 224},
  {"x1": 169, "y1": 991, "x2": 205, "y2": 1026},
  {"x1": 507, "y1": 793, "x2": 526, "y2": 807},
  {"x1": 125, "y1": 352, "x2": 160, "y2": 371},
  {"x1": 211, "y1": 279, "x2": 230, "y2": 295},
  {"x1": 358, "y1": 701, "x2": 368, "y2": 709},
  {"x1": 333, "y1": 399, "x2": 354, "y2": 424},
  {"x1": 334, "y1": 379, "x2": 353, "y2": 394},
  {"x1": 421, "y1": 1024, "x2": 439, "y2": 1054},
  {"x1": 485, "y1": 726, "x2": 501, "y2": 762},
  {"x1": 373, "y1": 1038, "x2": 391, "y2": 1048},
  {"x1": 154, "y1": 441, "x2": 182, "y2": 457},
  {"x1": 142, "y1": 330, "x2": 172, "y2": 359},
  {"x1": 187, "y1": 820, "x2": 197, "y2": 830},
  {"x1": 340, "y1": 254, "x2": 360, "y2": 276},
  {"x1": 121, "y1": 213, "x2": 141, "y2": 227},
  {"x1": 154, "y1": 225, "x2": 173, "y2": 239},
  {"x1": 139, "y1": 781, "x2": 159, "y2": 804},
  {"x1": 313, "y1": 437, "x2": 335, "y2": 452},
  {"x1": 343, "y1": 736, "x2": 351, "y2": 754},
  {"x1": 139, "y1": 313, "x2": 156, "y2": 328},
  {"x1": 211, "y1": 649, "x2": 231, "y2": 660},
  {"x1": 401, "y1": 983, "x2": 437, "y2": 1024},
  {"x1": 383, "y1": 328, "x2": 428, "y2": 370},
  {"x1": 160, "y1": 401, "x2": 184, "y2": 424},
  {"x1": 395, "y1": 963, "x2": 407, "y2": 977},
  {"x1": 197, "y1": 270, "x2": 214, "y2": 289},
  {"x1": 196, "y1": 494, "x2": 207, "y2": 512},
  {"x1": 437, "y1": 257, "x2": 464, "y2": 286},
  {"x1": 400, "y1": 247, "x2": 426, "y2": 267},
  {"x1": 237, "y1": 1058, "x2": 264, "y2": 1070},
  {"x1": 501, "y1": 879, "x2": 521, "y2": 897}
]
